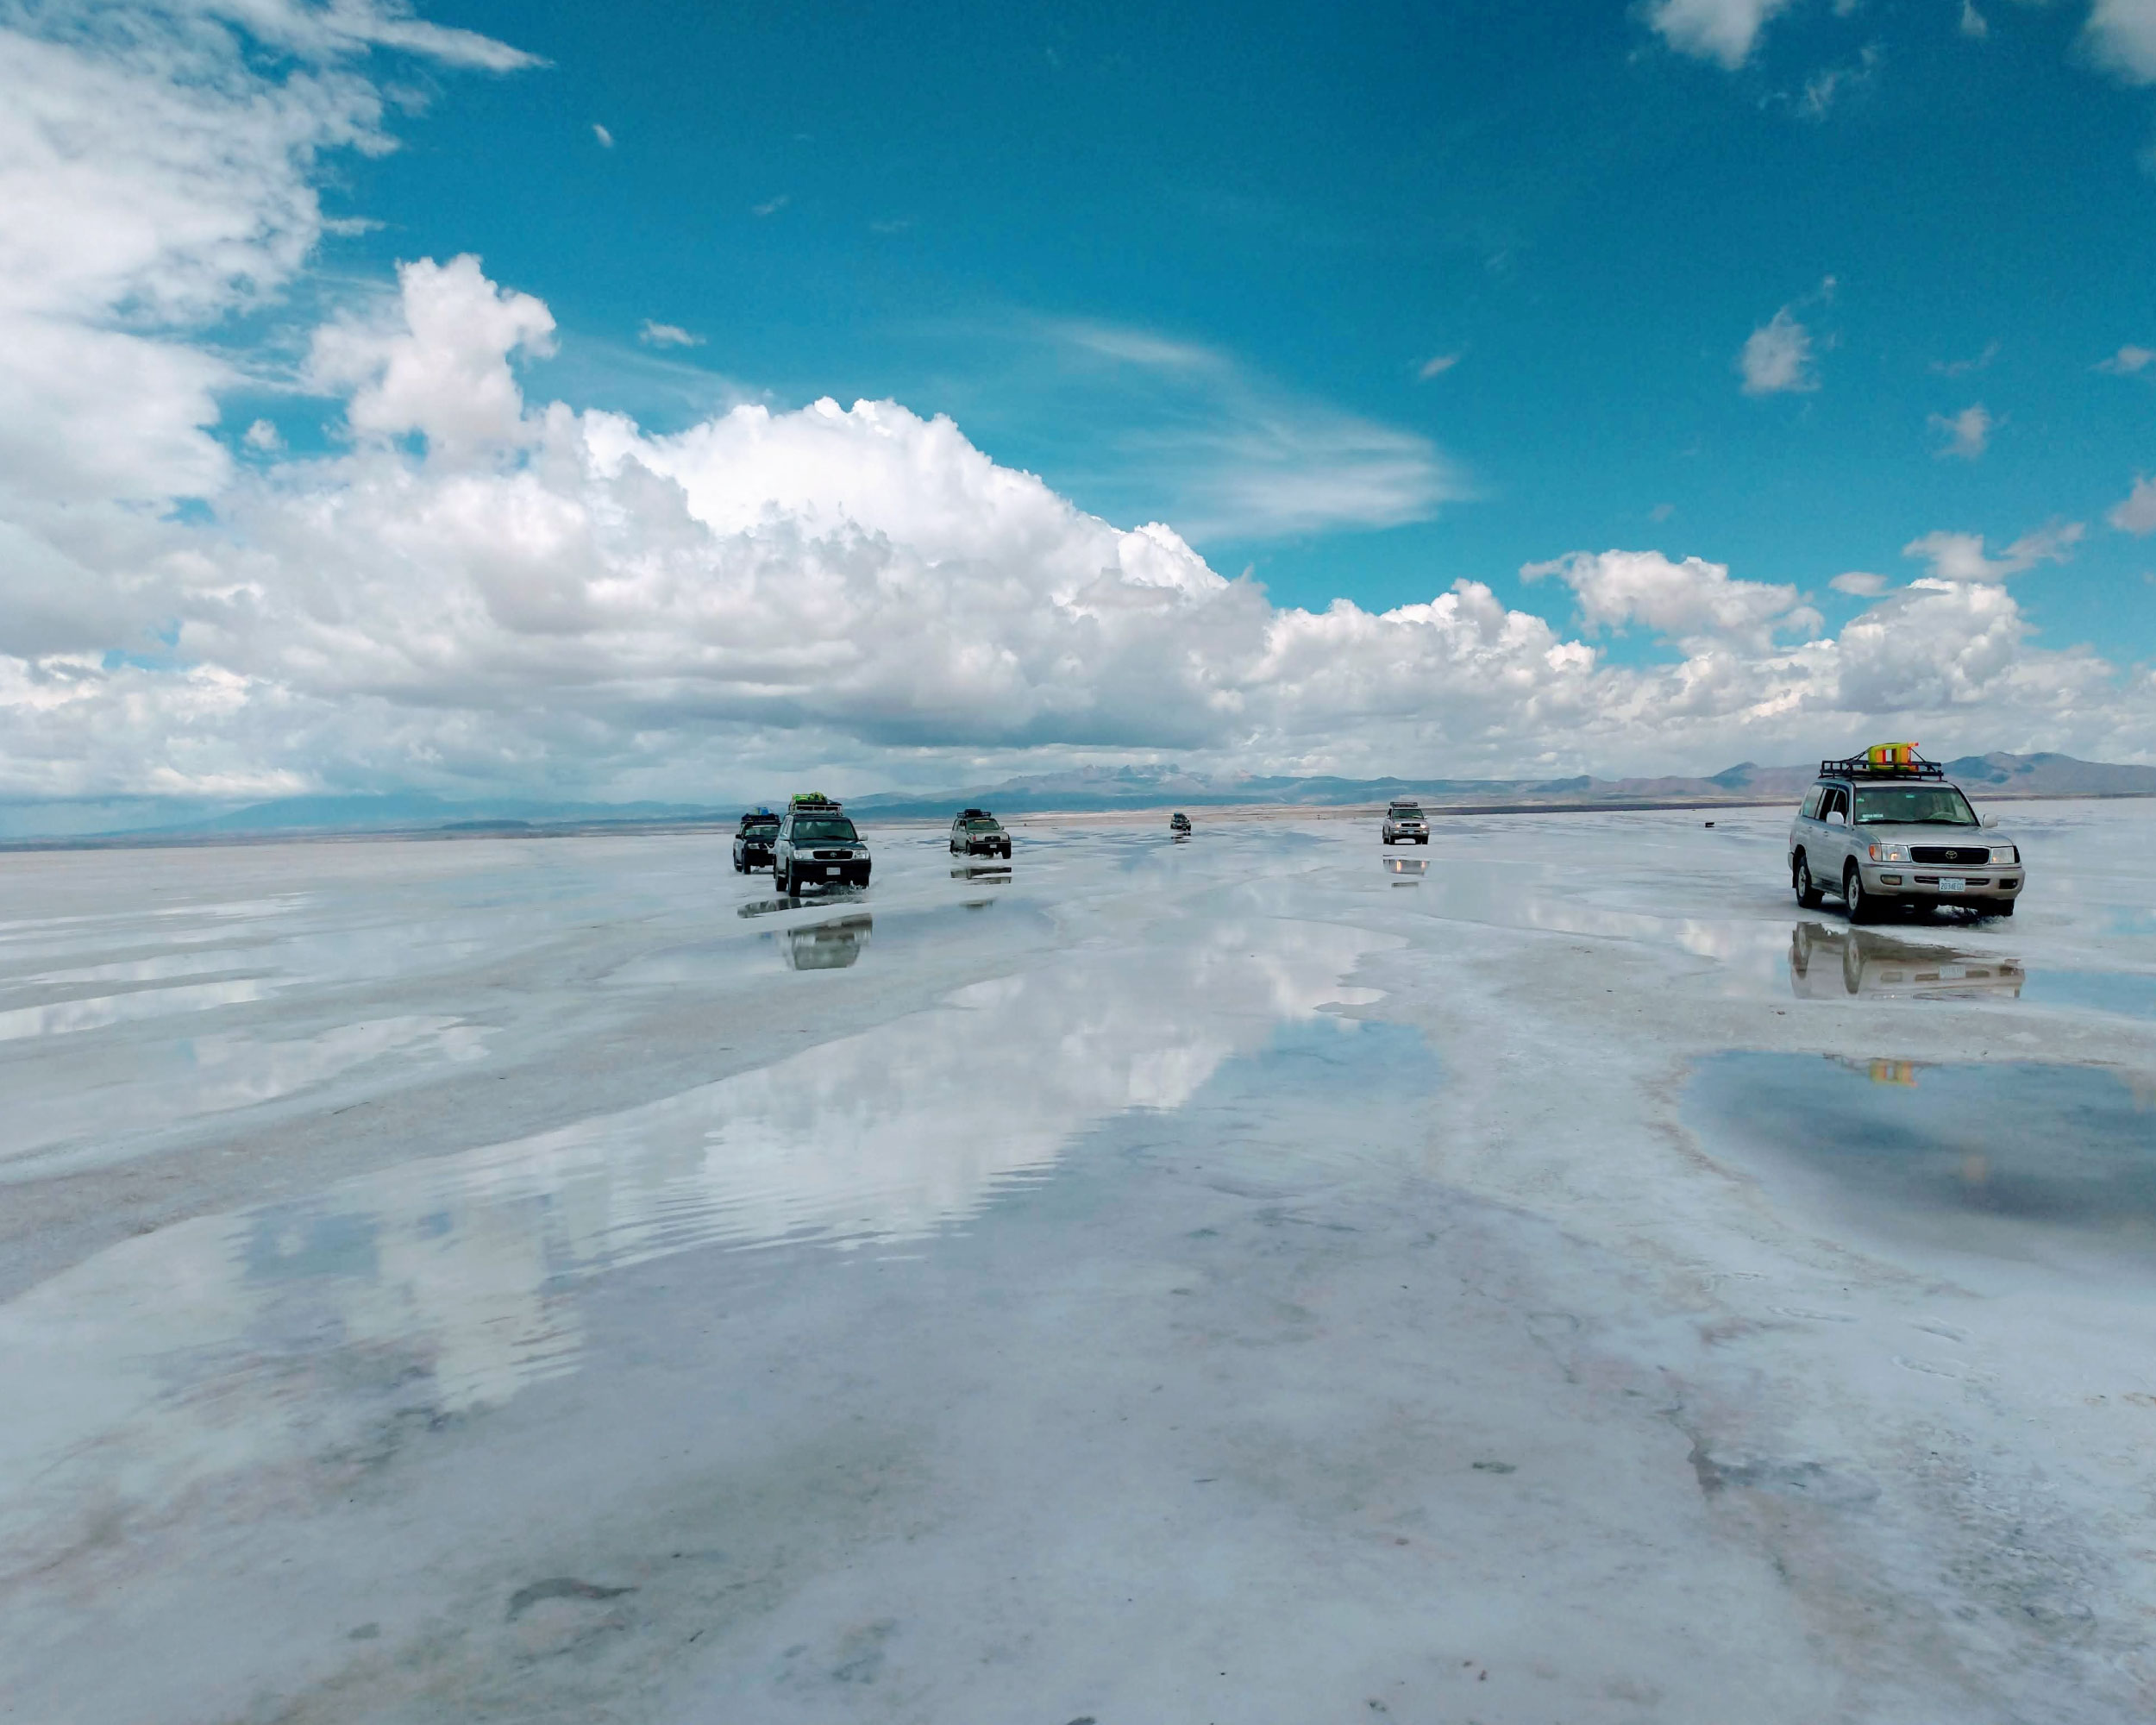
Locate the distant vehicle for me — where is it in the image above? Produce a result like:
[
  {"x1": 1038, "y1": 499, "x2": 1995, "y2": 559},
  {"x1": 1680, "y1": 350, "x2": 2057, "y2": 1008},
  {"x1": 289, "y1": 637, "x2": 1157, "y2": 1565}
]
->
[
  {"x1": 1789, "y1": 749, "x2": 2023, "y2": 921},
  {"x1": 774, "y1": 794, "x2": 872, "y2": 896},
  {"x1": 732, "y1": 807, "x2": 780, "y2": 873},
  {"x1": 1382, "y1": 798, "x2": 1429, "y2": 845},
  {"x1": 1789, "y1": 923, "x2": 2024, "y2": 1001},
  {"x1": 1169, "y1": 811, "x2": 1193, "y2": 834},
  {"x1": 950, "y1": 807, "x2": 1012, "y2": 859}
]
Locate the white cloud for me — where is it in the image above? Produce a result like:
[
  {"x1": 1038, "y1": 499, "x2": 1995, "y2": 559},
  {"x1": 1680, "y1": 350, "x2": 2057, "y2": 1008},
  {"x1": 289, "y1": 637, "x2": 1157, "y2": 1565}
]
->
[
  {"x1": 309, "y1": 256, "x2": 555, "y2": 461},
  {"x1": 751, "y1": 193, "x2": 789, "y2": 216},
  {"x1": 2109, "y1": 475, "x2": 2156, "y2": 535},
  {"x1": 592, "y1": 123, "x2": 613, "y2": 147},
  {"x1": 1830, "y1": 571, "x2": 1888, "y2": 596},
  {"x1": 242, "y1": 418, "x2": 283, "y2": 452},
  {"x1": 2096, "y1": 344, "x2": 2156, "y2": 375},
  {"x1": 2084, "y1": 0, "x2": 2156, "y2": 84},
  {"x1": 638, "y1": 320, "x2": 703, "y2": 348},
  {"x1": 1960, "y1": 2, "x2": 1990, "y2": 41},
  {"x1": 1738, "y1": 307, "x2": 1819, "y2": 396},
  {"x1": 1417, "y1": 353, "x2": 1460, "y2": 380},
  {"x1": 1931, "y1": 340, "x2": 1997, "y2": 377},
  {"x1": 1799, "y1": 44, "x2": 1883, "y2": 120},
  {"x1": 1647, "y1": 0, "x2": 1794, "y2": 69},
  {"x1": 1901, "y1": 522, "x2": 2085, "y2": 582},
  {"x1": 1928, "y1": 403, "x2": 1993, "y2": 460},
  {"x1": 1524, "y1": 549, "x2": 1821, "y2": 653},
  {"x1": 3, "y1": 5, "x2": 2154, "y2": 801}
]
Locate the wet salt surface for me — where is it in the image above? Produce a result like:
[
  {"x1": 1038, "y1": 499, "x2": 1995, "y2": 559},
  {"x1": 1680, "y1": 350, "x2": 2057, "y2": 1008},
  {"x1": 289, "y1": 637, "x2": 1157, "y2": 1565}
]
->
[{"x1": 4, "y1": 804, "x2": 2156, "y2": 1722}]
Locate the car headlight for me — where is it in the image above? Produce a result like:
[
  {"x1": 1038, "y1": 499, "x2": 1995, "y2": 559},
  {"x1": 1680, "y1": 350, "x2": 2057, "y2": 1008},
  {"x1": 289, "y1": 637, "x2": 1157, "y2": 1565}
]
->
[
  {"x1": 1990, "y1": 845, "x2": 2018, "y2": 865},
  {"x1": 1867, "y1": 842, "x2": 1910, "y2": 863}
]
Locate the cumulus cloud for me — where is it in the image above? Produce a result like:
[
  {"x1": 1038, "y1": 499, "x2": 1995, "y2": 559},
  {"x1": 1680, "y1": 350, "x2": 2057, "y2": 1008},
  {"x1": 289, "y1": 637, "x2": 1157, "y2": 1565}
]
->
[
  {"x1": 1738, "y1": 307, "x2": 1820, "y2": 396},
  {"x1": 2, "y1": 3, "x2": 2153, "y2": 802},
  {"x1": 1523, "y1": 549, "x2": 1820, "y2": 654},
  {"x1": 2109, "y1": 475, "x2": 2156, "y2": 535},
  {"x1": 2096, "y1": 344, "x2": 2156, "y2": 375},
  {"x1": 1647, "y1": 0, "x2": 1793, "y2": 69},
  {"x1": 1901, "y1": 522, "x2": 2085, "y2": 582},
  {"x1": 1928, "y1": 403, "x2": 1993, "y2": 460},
  {"x1": 638, "y1": 319, "x2": 703, "y2": 348},
  {"x1": 2084, "y1": 0, "x2": 2156, "y2": 84}
]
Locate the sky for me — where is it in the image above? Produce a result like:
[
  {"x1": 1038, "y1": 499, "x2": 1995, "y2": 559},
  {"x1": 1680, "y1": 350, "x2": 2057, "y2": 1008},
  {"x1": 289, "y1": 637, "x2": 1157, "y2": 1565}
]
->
[{"x1": 3, "y1": 0, "x2": 2156, "y2": 808}]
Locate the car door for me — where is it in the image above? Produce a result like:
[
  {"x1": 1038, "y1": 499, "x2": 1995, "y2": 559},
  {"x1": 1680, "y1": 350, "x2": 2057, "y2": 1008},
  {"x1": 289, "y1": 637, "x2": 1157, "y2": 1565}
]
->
[{"x1": 1818, "y1": 784, "x2": 1852, "y2": 875}]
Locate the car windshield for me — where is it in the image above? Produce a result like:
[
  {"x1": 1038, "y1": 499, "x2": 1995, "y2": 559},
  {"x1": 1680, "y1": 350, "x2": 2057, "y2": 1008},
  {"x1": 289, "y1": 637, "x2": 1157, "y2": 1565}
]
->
[
  {"x1": 1392, "y1": 807, "x2": 1426, "y2": 820},
  {"x1": 793, "y1": 818, "x2": 858, "y2": 843},
  {"x1": 1852, "y1": 787, "x2": 1977, "y2": 826},
  {"x1": 965, "y1": 819, "x2": 1001, "y2": 831},
  {"x1": 743, "y1": 818, "x2": 777, "y2": 832}
]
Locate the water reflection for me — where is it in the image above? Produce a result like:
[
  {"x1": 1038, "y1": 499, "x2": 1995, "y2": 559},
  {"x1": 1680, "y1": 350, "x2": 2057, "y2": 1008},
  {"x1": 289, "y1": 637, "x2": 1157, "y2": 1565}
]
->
[
  {"x1": 784, "y1": 915, "x2": 872, "y2": 970},
  {"x1": 1384, "y1": 856, "x2": 1428, "y2": 881},
  {"x1": 1689, "y1": 1054, "x2": 2156, "y2": 1250},
  {"x1": 737, "y1": 888, "x2": 866, "y2": 919},
  {"x1": 951, "y1": 862, "x2": 1012, "y2": 881},
  {"x1": 0, "y1": 917, "x2": 1388, "y2": 1580},
  {"x1": 1788, "y1": 923, "x2": 2024, "y2": 1001}
]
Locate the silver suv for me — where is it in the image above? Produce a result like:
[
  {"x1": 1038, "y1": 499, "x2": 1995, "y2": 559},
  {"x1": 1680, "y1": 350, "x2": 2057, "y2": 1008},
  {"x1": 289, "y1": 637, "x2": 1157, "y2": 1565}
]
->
[
  {"x1": 1382, "y1": 798, "x2": 1429, "y2": 845},
  {"x1": 1789, "y1": 755, "x2": 2023, "y2": 921},
  {"x1": 774, "y1": 795, "x2": 872, "y2": 896}
]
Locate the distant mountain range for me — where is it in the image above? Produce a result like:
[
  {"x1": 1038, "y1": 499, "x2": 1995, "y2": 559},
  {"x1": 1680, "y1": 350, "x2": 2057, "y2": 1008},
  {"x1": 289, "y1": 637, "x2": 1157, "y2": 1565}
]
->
[{"x1": 3, "y1": 752, "x2": 2150, "y2": 846}]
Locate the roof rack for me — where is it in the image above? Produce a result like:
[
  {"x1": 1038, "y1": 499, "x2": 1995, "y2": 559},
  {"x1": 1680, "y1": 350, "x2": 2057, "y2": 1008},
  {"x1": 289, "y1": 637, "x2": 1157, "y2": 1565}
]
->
[
  {"x1": 1819, "y1": 751, "x2": 1944, "y2": 781},
  {"x1": 957, "y1": 806, "x2": 990, "y2": 818}
]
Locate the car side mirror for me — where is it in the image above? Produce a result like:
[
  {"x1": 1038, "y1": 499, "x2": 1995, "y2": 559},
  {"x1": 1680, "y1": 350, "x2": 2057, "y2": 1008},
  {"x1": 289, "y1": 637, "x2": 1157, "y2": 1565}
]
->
[
  {"x1": 1827, "y1": 810, "x2": 1846, "y2": 826},
  {"x1": 1982, "y1": 814, "x2": 1998, "y2": 829}
]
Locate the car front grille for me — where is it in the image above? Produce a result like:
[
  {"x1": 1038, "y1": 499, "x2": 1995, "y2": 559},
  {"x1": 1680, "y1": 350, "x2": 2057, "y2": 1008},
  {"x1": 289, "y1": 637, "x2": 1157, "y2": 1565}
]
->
[{"x1": 1910, "y1": 846, "x2": 1988, "y2": 865}]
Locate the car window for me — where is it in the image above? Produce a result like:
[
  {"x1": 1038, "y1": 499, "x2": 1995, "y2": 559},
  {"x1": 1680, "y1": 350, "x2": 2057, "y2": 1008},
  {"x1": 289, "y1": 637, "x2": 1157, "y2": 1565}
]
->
[
  {"x1": 1818, "y1": 787, "x2": 1846, "y2": 822},
  {"x1": 1852, "y1": 786, "x2": 1977, "y2": 826},
  {"x1": 1800, "y1": 786, "x2": 1823, "y2": 819},
  {"x1": 793, "y1": 817, "x2": 858, "y2": 843}
]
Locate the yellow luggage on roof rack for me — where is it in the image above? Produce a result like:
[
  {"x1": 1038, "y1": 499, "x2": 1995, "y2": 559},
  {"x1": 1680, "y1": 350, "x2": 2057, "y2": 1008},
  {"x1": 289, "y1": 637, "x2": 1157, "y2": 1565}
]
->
[{"x1": 1865, "y1": 742, "x2": 1919, "y2": 768}]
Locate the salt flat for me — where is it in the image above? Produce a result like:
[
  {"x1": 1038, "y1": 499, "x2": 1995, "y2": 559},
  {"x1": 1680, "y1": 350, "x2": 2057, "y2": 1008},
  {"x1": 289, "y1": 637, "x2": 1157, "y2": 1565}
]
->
[{"x1": 3, "y1": 803, "x2": 2154, "y2": 1723}]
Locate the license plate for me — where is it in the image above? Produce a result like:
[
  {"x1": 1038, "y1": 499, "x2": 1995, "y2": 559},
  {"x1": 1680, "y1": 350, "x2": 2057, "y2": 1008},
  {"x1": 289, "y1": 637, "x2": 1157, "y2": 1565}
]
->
[
  {"x1": 1938, "y1": 876, "x2": 1966, "y2": 892},
  {"x1": 826, "y1": 865, "x2": 842, "y2": 876}
]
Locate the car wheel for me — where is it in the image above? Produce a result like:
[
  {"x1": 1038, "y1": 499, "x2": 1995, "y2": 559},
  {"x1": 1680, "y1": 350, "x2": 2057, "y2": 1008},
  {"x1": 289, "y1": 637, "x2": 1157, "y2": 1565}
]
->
[
  {"x1": 1992, "y1": 900, "x2": 2015, "y2": 918},
  {"x1": 1794, "y1": 856, "x2": 1823, "y2": 909},
  {"x1": 1382, "y1": 834, "x2": 1394, "y2": 845},
  {"x1": 1418, "y1": 836, "x2": 1429, "y2": 845},
  {"x1": 1843, "y1": 864, "x2": 1876, "y2": 924}
]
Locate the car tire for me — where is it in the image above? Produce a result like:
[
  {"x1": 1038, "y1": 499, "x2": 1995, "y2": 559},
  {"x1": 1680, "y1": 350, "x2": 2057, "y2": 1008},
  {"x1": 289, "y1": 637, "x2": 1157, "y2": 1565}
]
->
[
  {"x1": 1382, "y1": 834, "x2": 1394, "y2": 845},
  {"x1": 1843, "y1": 864, "x2": 1877, "y2": 924},
  {"x1": 1993, "y1": 900, "x2": 2015, "y2": 918},
  {"x1": 1419, "y1": 836, "x2": 1429, "y2": 845},
  {"x1": 1794, "y1": 856, "x2": 1823, "y2": 909}
]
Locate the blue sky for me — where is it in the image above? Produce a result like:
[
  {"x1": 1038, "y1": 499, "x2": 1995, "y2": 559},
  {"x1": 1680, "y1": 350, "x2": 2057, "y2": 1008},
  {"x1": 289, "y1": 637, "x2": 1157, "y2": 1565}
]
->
[
  {"x1": 4, "y1": 0, "x2": 2156, "y2": 806},
  {"x1": 310, "y1": 0, "x2": 2156, "y2": 657}
]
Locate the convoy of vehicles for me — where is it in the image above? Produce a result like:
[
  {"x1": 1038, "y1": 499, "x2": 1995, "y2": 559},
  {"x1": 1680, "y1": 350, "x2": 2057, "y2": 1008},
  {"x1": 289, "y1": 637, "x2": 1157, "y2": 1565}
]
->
[
  {"x1": 1789, "y1": 750, "x2": 2023, "y2": 922},
  {"x1": 773, "y1": 793, "x2": 872, "y2": 896},
  {"x1": 732, "y1": 807, "x2": 780, "y2": 873},
  {"x1": 1382, "y1": 799, "x2": 1430, "y2": 844},
  {"x1": 950, "y1": 808, "x2": 1013, "y2": 859}
]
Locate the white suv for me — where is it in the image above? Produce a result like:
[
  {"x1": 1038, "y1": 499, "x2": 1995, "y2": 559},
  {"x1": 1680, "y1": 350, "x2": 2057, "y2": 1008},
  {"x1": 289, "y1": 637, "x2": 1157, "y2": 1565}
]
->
[
  {"x1": 1382, "y1": 799, "x2": 1430, "y2": 845},
  {"x1": 1789, "y1": 756, "x2": 2023, "y2": 921}
]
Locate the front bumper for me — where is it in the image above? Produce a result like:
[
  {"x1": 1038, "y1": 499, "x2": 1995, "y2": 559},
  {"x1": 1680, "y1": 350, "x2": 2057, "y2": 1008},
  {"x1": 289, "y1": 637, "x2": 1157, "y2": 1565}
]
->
[{"x1": 1857, "y1": 860, "x2": 2022, "y2": 905}]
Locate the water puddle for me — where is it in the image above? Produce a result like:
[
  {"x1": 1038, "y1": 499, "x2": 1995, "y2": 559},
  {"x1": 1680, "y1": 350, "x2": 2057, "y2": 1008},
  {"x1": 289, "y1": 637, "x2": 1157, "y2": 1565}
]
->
[
  {"x1": 1787, "y1": 924, "x2": 2024, "y2": 1001},
  {"x1": 783, "y1": 914, "x2": 872, "y2": 970},
  {"x1": 2021, "y1": 969, "x2": 2156, "y2": 1019},
  {"x1": 0, "y1": 916, "x2": 1398, "y2": 1582},
  {"x1": 1688, "y1": 1052, "x2": 2156, "y2": 1264}
]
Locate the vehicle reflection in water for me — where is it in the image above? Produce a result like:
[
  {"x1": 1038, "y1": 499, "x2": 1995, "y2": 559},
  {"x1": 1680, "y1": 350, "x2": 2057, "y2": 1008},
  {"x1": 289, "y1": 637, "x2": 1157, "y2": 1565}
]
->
[
  {"x1": 1689, "y1": 1052, "x2": 2156, "y2": 1256},
  {"x1": 950, "y1": 862, "x2": 1012, "y2": 881},
  {"x1": 0, "y1": 917, "x2": 1388, "y2": 1578},
  {"x1": 1384, "y1": 856, "x2": 1428, "y2": 883},
  {"x1": 1788, "y1": 923, "x2": 2024, "y2": 1001},
  {"x1": 784, "y1": 915, "x2": 871, "y2": 970},
  {"x1": 737, "y1": 888, "x2": 866, "y2": 919}
]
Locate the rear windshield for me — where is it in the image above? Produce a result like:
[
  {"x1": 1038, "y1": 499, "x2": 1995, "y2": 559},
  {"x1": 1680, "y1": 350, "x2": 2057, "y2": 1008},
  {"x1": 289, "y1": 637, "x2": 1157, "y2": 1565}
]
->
[
  {"x1": 742, "y1": 817, "x2": 778, "y2": 832},
  {"x1": 1852, "y1": 787, "x2": 1977, "y2": 827},
  {"x1": 792, "y1": 817, "x2": 859, "y2": 843}
]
